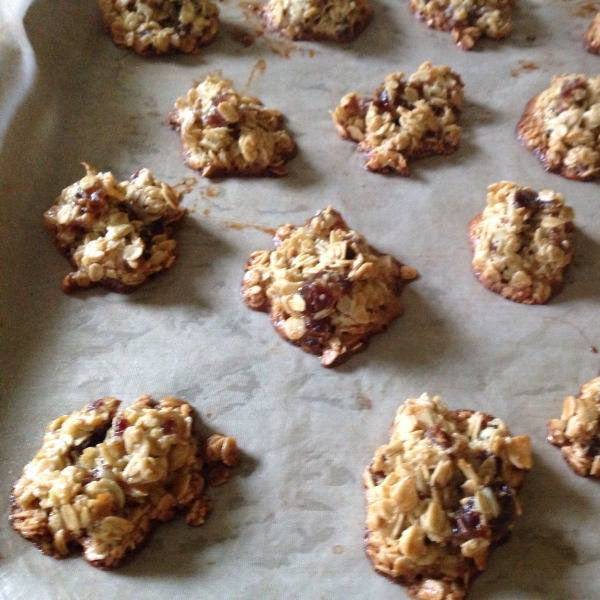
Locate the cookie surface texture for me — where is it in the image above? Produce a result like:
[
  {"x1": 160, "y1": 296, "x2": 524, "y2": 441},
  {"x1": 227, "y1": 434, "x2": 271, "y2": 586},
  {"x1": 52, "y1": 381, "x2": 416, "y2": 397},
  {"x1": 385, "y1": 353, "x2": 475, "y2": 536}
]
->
[
  {"x1": 468, "y1": 181, "x2": 574, "y2": 305},
  {"x1": 517, "y1": 74, "x2": 600, "y2": 180},
  {"x1": 10, "y1": 396, "x2": 238, "y2": 568},
  {"x1": 169, "y1": 75, "x2": 297, "y2": 177},
  {"x1": 262, "y1": 0, "x2": 373, "y2": 42},
  {"x1": 242, "y1": 206, "x2": 417, "y2": 367},
  {"x1": 548, "y1": 377, "x2": 600, "y2": 477},
  {"x1": 364, "y1": 393, "x2": 532, "y2": 600},
  {"x1": 409, "y1": 0, "x2": 515, "y2": 50},
  {"x1": 99, "y1": 0, "x2": 219, "y2": 55},
  {"x1": 44, "y1": 164, "x2": 185, "y2": 293},
  {"x1": 332, "y1": 62, "x2": 463, "y2": 175},
  {"x1": 584, "y1": 13, "x2": 600, "y2": 55}
]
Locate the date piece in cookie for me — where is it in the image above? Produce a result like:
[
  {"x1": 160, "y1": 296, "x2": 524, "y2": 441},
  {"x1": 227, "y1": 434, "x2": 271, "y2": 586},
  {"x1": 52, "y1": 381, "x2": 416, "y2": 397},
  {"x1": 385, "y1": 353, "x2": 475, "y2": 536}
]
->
[
  {"x1": 99, "y1": 0, "x2": 219, "y2": 56},
  {"x1": 44, "y1": 164, "x2": 185, "y2": 293},
  {"x1": 584, "y1": 14, "x2": 600, "y2": 55},
  {"x1": 10, "y1": 396, "x2": 238, "y2": 569},
  {"x1": 364, "y1": 393, "x2": 532, "y2": 600},
  {"x1": 332, "y1": 62, "x2": 463, "y2": 176},
  {"x1": 548, "y1": 377, "x2": 600, "y2": 478},
  {"x1": 242, "y1": 206, "x2": 417, "y2": 367},
  {"x1": 518, "y1": 74, "x2": 600, "y2": 181},
  {"x1": 168, "y1": 75, "x2": 297, "y2": 177},
  {"x1": 469, "y1": 182, "x2": 574, "y2": 305},
  {"x1": 262, "y1": 0, "x2": 373, "y2": 42},
  {"x1": 409, "y1": 0, "x2": 515, "y2": 50}
]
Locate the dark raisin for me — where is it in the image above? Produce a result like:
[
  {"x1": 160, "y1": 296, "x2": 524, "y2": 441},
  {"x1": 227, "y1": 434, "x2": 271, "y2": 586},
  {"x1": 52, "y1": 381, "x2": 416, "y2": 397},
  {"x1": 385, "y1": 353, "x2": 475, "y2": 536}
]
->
[
  {"x1": 425, "y1": 425, "x2": 453, "y2": 449},
  {"x1": 113, "y1": 417, "x2": 130, "y2": 437},
  {"x1": 205, "y1": 112, "x2": 228, "y2": 128},
  {"x1": 560, "y1": 78, "x2": 587, "y2": 100},
  {"x1": 162, "y1": 419, "x2": 177, "y2": 435},
  {"x1": 514, "y1": 188, "x2": 539, "y2": 211},
  {"x1": 345, "y1": 246, "x2": 356, "y2": 260},
  {"x1": 300, "y1": 271, "x2": 350, "y2": 315},
  {"x1": 585, "y1": 437, "x2": 600, "y2": 457},
  {"x1": 87, "y1": 399, "x2": 105, "y2": 412}
]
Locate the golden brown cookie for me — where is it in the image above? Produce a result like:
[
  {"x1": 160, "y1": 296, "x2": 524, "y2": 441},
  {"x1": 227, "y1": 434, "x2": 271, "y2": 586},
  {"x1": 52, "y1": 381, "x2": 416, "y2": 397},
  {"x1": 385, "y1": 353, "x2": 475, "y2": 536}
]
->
[
  {"x1": 584, "y1": 13, "x2": 600, "y2": 55},
  {"x1": 468, "y1": 181, "x2": 574, "y2": 305},
  {"x1": 364, "y1": 393, "x2": 532, "y2": 600},
  {"x1": 332, "y1": 62, "x2": 464, "y2": 176},
  {"x1": 242, "y1": 206, "x2": 417, "y2": 367}
]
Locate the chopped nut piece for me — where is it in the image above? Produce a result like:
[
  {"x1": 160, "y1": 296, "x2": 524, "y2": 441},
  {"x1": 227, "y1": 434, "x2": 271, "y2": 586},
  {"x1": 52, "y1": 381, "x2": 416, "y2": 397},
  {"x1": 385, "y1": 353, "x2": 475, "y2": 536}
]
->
[
  {"x1": 99, "y1": 0, "x2": 219, "y2": 55},
  {"x1": 168, "y1": 75, "x2": 297, "y2": 177},
  {"x1": 332, "y1": 62, "x2": 464, "y2": 176},
  {"x1": 262, "y1": 0, "x2": 373, "y2": 42},
  {"x1": 469, "y1": 181, "x2": 574, "y2": 304},
  {"x1": 364, "y1": 394, "x2": 531, "y2": 599},
  {"x1": 242, "y1": 206, "x2": 416, "y2": 367},
  {"x1": 584, "y1": 13, "x2": 600, "y2": 55},
  {"x1": 9, "y1": 396, "x2": 238, "y2": 569},
  {"x1": 44, "y1": 164, "x2": 185, "y2": 293}
]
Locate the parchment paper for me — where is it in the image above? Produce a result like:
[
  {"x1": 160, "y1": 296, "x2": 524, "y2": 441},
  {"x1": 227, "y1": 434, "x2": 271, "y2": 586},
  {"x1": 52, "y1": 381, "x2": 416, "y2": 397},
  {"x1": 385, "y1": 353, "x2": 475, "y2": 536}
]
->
[{"x1": 2, "y1": 0, "x2": 600, "y2": 598}]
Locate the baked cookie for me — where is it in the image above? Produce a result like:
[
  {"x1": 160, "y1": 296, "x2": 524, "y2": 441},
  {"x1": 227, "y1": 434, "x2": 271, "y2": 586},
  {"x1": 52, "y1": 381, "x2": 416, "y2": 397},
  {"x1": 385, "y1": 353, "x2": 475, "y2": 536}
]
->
[
  {"x1": 332, "y1": 62, "x2": 464, "y2": 176},
  {"x1": 10, "y1": 396, "x2": 238, "y2": 569},
  {"x1": 409, "y1": 0, "x2": 515, "y2": 50},
  {"x1": 262, "y1": 0, "x2": 373, "y2": 42},
  {"x1": 169, "y1": 75, "x2": 297, "y2": 177},
  {"x1": 517, "y1": 74, "x2": 600, "y2": 181},
  {"x1": 242, "y1": 206, "x2": 417, "y2": 367},
  {"x1": 364, "y1": 393, "x2": 532, "y2": 600},
  {"x1": 44, "y1": 164, "x2": 185, "y2": 293},
  {"x1": 548, "y1": 377, "x2": 600, "y2": 477},
  {"x1": 584, "y1": 13, "x2": 600, "y2": 55},
  {"x1": 99, "y1": 0, "x2": 219, "y2": 55},
  {"x1": 469, "y1": 181, "x2": 574, "y2": 305}
]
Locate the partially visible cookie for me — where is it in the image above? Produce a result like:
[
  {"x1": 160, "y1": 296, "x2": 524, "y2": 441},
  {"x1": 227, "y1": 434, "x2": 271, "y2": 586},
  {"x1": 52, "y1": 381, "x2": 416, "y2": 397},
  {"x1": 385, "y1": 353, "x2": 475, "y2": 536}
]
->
[
  {"x1": 548, "y1": 377, "x2": 600, "y2": 478},
  {"x1": 10, "y1": 395, "x2": 239, "y2": 568},
  {"x1": 584, "y1": 13, "x2": 600, "y2": 55},
  {"x1": 99, "y1": 0, "x2": 219, "y2": 55},
  {"x1": 169, "y1": 75, "x2": 297, "y2": 177},
  {"x1": 44, "y1": 164, "x2": 185, "y2": 293},
  {"x1": 262, "y1": 0, "x2": 373, "y2": 42},
  {"x1": 517, "y1": 74, "x2": 600, "y2": 181},
  {"x1": 364, "y1": 393, "x2": 532, "y2": 600},
  {"x1": 409, "y1": 0, "x2": 515, "y2": 50},
  {"x1": 332, "y1": 62, "x2": 464, "y2": 176},
  {"x1": 469, "y1": 181, "x2": 574, "y2": 305},
  {"x1": 242, "y1": 206, "x2": 417, "y2": 367}
]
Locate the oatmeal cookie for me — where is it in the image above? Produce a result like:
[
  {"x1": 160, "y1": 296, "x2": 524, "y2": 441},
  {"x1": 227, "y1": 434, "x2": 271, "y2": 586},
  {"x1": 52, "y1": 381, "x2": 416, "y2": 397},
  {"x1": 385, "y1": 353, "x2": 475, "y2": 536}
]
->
[
  {"x1": 99, "y1": 0, "x2": 219, "y2": 56},
  {"x1": 242, "y1": 206, "x2": 417, "y2": 367},
  {"x1": 548, "y1": 377, "x2": 600, "y2": 478},
  {"x1": 364, "y1": 393, "x2": 532, "y2": 600},
  {"x1": 262, "y1": 0, "x2": 373, "y2": 42},
  {"x1": 409, "y1": 0, "x2": 515, "y2": 50},
  {"x1": 517, "y1": 74, "x2": 600, "y2": 181},
  {"x1": 10, "y1": 396, "x2": 238, "y2": 569},
  {"x1": 468, "y1": 181, "x2": 574, "y2": 305},
  {"x1": 44, "y1": 164, "x2": 185, "y2": 293},
  {"x1": 332, "y1": 62, "x2": 464, "y2": 176},
  {"x1": 168, "y1": 75, "x2": 297, "y2": 177},
  {"x1": 584, "y1": 13, "x2": 600, "y2": 55}
]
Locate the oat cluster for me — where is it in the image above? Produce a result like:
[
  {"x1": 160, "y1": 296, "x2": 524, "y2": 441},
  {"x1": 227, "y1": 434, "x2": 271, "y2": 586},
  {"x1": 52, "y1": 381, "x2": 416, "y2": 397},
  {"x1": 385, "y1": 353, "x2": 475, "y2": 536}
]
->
[
  {"x1": 364, "y1": 394, "x2": 532, "y2": 600},
  {"x1": 332, "y1": 62, "x2": 464, "y2": 176},
  {"x1": 44, "y1": 164, "x2": 185, "y2": 293},
  {"x1": 169, "y1": 76, "x2": 297, "y2": 177},
  {"x1": 409, "y1": 0, "x2": 515, "y2": 50},
  {"x1": 584, "y1": 14, "x2": 600, "y2": 55},
  {"x1": 548, "y1": 378, "x2": 600, "y2": 478},
  {"x1": 10, "y1": 396, "x2": 238, "y2": 568},
  {"x1": 518, "y1": 74, "x2": 600, "y2": 181},
  {"x1": 469, "y1": 181, "x2": 574, "y2": 305},
  {"x1": 99, "y1": 0, "x2": 219, "y2": 55},
  {"x1": 262, "y1": 0, "x2": 373, "y2": 42},
  {"x1": 242, "y1": 206, "x2": 417, "y2": 367}
]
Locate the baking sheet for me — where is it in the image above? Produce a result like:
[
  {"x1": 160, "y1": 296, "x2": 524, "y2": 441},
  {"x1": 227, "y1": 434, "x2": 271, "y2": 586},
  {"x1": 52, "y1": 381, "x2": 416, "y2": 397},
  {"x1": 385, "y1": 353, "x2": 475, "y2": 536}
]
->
[{"x1": 2, "y1": 0, "x2": 600, "y2": 598}]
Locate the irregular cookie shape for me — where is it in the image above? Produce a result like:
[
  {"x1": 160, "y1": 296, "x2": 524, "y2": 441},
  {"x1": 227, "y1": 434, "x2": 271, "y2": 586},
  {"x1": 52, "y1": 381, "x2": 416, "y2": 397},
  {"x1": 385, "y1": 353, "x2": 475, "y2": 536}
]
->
[
  {"x1": 584, "y1": 14, "x2": 600, "y2": 55},
  {"x1": 10, "y1": 396, "x2": 238, "y2": 568},
  {"x1": 99, "y1": 0, "x2": 219, "y2": 55},
  {"x1": 518, "y1": 74, "x2": 600, "y2": 181},
  {"x1": 332, "y1": 62, "x2": 463, "y2": 175},
  {"x1": 364, "y1": 394, "x2": 532, "y2": 600},
  {"x1": 409, "y1": 0, "x2": 515, "y2": 50},
  {"x1": 262, "y1": 0, "x2": 373, "y2": 42},
  {"x1": 468, "y1": 182, "x2": 574, "y2": 305},
  {"x1": 44, "y1": 165, "x2": 185, "y2": 293},
  {"x1": 169, "y1": 75, "x2": 297, "y2": 177},
  {"x1": 548, "y1": 377, "x2": 600, "y2": 477},
  {"x1": 242, "y1": 206, "x2": 417, "y2": 367}
]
